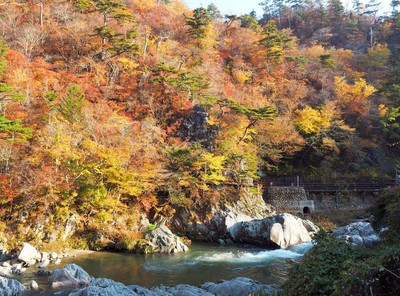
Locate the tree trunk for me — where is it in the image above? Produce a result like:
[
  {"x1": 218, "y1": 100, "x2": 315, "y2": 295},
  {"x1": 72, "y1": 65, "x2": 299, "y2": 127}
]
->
[{"x1": 39, "y1": 1, "x2": 43, "y2": 28}]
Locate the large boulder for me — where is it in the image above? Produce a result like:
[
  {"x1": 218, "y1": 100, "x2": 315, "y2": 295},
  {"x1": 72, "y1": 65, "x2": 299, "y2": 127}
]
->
[
  {"x1": 201, "y1": 277, "x2": 278, "y2": 296},
  {"x1": 141, "y1": 225, "x2": 189, "y2": 254},
  {"x1": 151, "y1": 284, "x2": 214, "y2": 296},
  {"x1": 129, "y1": 285, "x2": 159, "y2": 296},
  {"x1": 69, "y1": 278, "x2": 138, "y2": 296},
  {"x1": 228, "y1": 213, "x2": 317, "y2": 248},
  {"x1": 172, "y1": 190, "x2": 275, "y2": 242},
  {"x1": 172, "y1": 189, "x2": 316, "y2": 248},
  {"x1": 71, "y1": 278, "x2": 213, "y2": 296},
  {"x1": 334, "y1": 222, "x2": 380, "y2": 247},
  {"x1": 0, "y1": 276, "x2": 26, "y2": 296},
  {"x1": 49, "y1": 263, "x2": 93, "y2": 290},
  {"x1": 17, "y1": 243, "x2": 40, "y2": 265}
]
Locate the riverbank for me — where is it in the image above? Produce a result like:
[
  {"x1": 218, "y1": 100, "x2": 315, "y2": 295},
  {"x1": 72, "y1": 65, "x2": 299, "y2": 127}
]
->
[
  {"x1": 3, "y1": 242, "x2": 314, "y2": 295},
  {"x1": 60, "y1": 242, "x2": 312, "y2": 287}
]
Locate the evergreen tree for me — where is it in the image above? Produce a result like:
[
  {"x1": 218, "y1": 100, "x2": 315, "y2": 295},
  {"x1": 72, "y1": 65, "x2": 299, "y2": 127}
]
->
[
  {"x1": 57, "y1": 85, "x2": 85, "y2": 124},
  {"x1": 329, "y1": 0, "x2": 345, "y2": 19},
  {"x1": 0, "y1": 116, "x2": 32, "y2": 143},
  {"x1": 74, "y1": 0, "x2": 134, "y2": 57},
  {"x1": 206, "y1": 3, "x2": 222, "y2": 20},
  {"x1": 392, "y1": 0, "x2": 400, "y2": 13},
  {"x1": 260, "y1": 20, "x2": 284, "y2": 66},
  {"x1": 185, "y1": 8, "x2": 211, "y2": 48},
  {"x1": 0, "y1": 41, "x2": 7, "y2": 76},
  {"x1": 353, "y1": 0, "x2": 364, "y2": 15},
  {"x1": 240, "y1": 12, "x2": 261, "y2": 32}
]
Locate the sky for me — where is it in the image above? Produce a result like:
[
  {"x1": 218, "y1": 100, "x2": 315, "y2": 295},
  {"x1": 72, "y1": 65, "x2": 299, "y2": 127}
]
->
[
  {"x1": 185, "y1": 0, "x2": 264, "y2": 17},
  {"x1": 185, "y1": 0, "x2": 392, "y2": 18}
]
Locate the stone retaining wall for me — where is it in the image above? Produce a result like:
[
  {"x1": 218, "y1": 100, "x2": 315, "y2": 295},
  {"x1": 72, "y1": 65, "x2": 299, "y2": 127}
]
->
[
  {"x1": 265, "y1": 187, "x2": 377, "y2": 212},
  {"x1": 309, "y1": 192, "x2": 377, "y2": 209},
  {"x1": 265, "y1": 187, "x2": 307, "y2": 211}
]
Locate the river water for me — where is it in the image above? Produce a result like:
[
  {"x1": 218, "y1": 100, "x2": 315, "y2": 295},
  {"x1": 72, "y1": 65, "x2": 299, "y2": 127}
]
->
[{"x1": 20, "y1": 242, "x2": 313, "y2": 294}]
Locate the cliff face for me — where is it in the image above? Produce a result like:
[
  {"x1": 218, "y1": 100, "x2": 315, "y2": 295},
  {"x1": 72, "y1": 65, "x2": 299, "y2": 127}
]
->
[
  {"x1": 171, "y1": 188, "x2": 318, "y2": 248},
  {"x1": 177, "y1": 105, "x2": 219, "y2": 149}
]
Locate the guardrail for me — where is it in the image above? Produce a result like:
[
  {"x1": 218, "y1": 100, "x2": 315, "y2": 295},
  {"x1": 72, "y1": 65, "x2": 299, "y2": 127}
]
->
[{"x1": 301, "y1": 183, "x2": 394, "y2": 193}]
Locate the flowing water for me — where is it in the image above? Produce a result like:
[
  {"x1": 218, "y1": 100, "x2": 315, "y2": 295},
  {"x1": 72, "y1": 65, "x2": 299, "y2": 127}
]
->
[{"x1": 19, "y1": 242, "x2": 313, "y2": 294}]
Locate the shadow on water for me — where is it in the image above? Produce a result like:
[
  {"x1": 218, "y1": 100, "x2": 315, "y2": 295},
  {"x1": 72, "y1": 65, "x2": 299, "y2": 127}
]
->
[{"x1": 18, "y1": 242, "x2": 313, "y2": 295}]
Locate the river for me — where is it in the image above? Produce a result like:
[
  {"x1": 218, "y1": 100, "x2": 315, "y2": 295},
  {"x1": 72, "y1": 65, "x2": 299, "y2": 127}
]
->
[{"x1": 19, "y1": 242, "x2": 313, "y2": 294}]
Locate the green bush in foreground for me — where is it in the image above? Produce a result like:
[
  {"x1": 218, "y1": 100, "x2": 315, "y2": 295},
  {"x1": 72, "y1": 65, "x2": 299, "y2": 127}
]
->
[{"x1": 281, "y1": 231, "x2": 354, "y2": 296}]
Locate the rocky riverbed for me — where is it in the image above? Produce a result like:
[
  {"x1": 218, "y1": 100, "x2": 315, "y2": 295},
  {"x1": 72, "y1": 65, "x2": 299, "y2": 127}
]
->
[
  {"x1": 0, "y1": 218, "x2": 383, "y2": 296},
  {"x1": 1, "y1": 263, "x2": 280, "y2": 296}
]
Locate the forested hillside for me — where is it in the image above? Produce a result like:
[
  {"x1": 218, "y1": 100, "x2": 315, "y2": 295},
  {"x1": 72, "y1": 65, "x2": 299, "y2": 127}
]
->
[{"x1": 0, "y1": 0, "x2": 399, "y2": 248}]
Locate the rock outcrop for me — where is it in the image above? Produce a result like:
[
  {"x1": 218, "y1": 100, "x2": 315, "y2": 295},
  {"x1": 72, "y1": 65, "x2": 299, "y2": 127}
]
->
[
  {"x1": 173, "y1": 190, "x2": 318, "y2": 248},
  {"x1": 229, "y1": 213, "x2": 318, "y2": 248},
  {"x1": 172, "y1": 190, "x2": 275, "y2": 243},
  {"x1": 146, "y1": 284, "x2": 215, "y2": 296},
  {"x1": 63, "y1": 264, "x2": 277, "y2": 296},
  {"x1": 69, "y1": 278, "x2": 138, "y2": 296},
  {"x1": 49, "y1": 263, "x2": 93, "y2": 290},
  {"x1": 0, "y1": 276, "x2": 26, "y2": 296},
  {"x1": 334, "y1": 222, "x2": 380, "y2": 247},
  {"x1": 201, "y1": 277, "x2": 278, "y2": 296},
  {"x1": 136, "y1": 225, "x2": 189, "y2": 254}
]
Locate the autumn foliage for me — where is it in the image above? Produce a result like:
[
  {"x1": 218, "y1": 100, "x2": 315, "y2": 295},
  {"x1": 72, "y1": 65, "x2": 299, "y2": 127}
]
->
[{"x1": 0, "y1": 0, "x2": 398, "y2": 248}]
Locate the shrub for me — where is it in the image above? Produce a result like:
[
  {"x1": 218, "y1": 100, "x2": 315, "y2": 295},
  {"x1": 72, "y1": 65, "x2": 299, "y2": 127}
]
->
[
  {"x1": 282, "y1": 188, "x2": 400, "y2": 296},
  {"x1": 281, "y1": 231, "x2": 354, "y2": 296}
]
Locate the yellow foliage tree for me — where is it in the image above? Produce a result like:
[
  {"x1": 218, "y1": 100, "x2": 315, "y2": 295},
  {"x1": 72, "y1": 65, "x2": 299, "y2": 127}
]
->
[
  {"x1": 335, "y1": 76, "x2": 376, "y2": 120},
  {"x1": 293, "y1": 106, "x2": 332, "y2": 135}
]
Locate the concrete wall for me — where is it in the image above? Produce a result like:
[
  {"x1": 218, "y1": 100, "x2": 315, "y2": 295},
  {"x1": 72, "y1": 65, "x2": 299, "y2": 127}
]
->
[
  {"x1": 265, "y1": 186, "x2": 377, "y2": 212},
  {"x1": 309, "y1": 192, "x2": 377, "y2": 210}
]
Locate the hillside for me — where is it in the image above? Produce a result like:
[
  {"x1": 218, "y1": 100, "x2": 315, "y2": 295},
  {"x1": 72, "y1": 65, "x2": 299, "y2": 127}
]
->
[{"x1": 0, "y1": 0, "x2": 399, "y2": 249}]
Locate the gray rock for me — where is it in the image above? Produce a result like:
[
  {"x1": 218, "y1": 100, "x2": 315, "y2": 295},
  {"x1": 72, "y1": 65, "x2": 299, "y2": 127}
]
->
[
  {"x1": 0, "y1": 265, "x2": 12, "y2": 277},
  {"x1": 49, "y1": 263, "x2": 93, "y2": 290},
  {"x1": 161, "y1": 284, "x2": 214, "y2": 296},
  {"x1": 0, "y1": 247, "x2": 11, "y2": 262},
  {"x1": 17, "y1": 243, "x2": 40, "y2": 264},
  {"x1": 69, "y1": 278, "x2": 138, "y2": 296},
  {"x1": 40, "y1": 252, "x2": 49, "y2": 262},
  {"x1": 144, "y1": 225, "x2": 189, "y2": 253},
  {"x1": 50, "y1": 252, "x2": 59, "y2": 260},
  {"x1": 349, "y1": 235, "x2": 364, "y2": 246},
  {"x1": 30, "y1": 280, "x2": 39, "y2": 290},
  {"x1": 54, "y1": 258, "x2": 62, "y2": 265},
  {"x1": 172, "y1": 190, "x2": 275, "y2": 242},
  {"x1": 38, "y1": 259, "x2": 50, "y2": 268},
  {"x1": 0, "y1": 275, "x2": 26, "y2": 296},
  {"x1": 145, "y1": 286, "x2": 173, "y2": 295},
  {"x1": 63, "y1": 214, "x2": 77, "y2": 241},
  {"x1": 201, "y1": 277, "x2": 278, "y2": 296},
  {"x1": 11, "y1": 263, "x2": 26, "y2": 275},
  {"x1": 129, "y1": 285, "x2": 158, "y2": 296},
  {"x1": 37, "y1": 269, "x2": 53, "y2": 276},
  {"x1": 228, "y1": 213, "x2": 317, "y2": 248},
  {"x1": 131, "y1": 279, "x2": 274, "y2": 296},
  {"x1": 334, "y1": 222, "x2": 380, "y2": 247},
  {"x1": 301, "y1": 219, "x2": 320, "y2": 234},
  {"x1": 363, "y1": 234, "x2": 380, "y2": 248}
]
